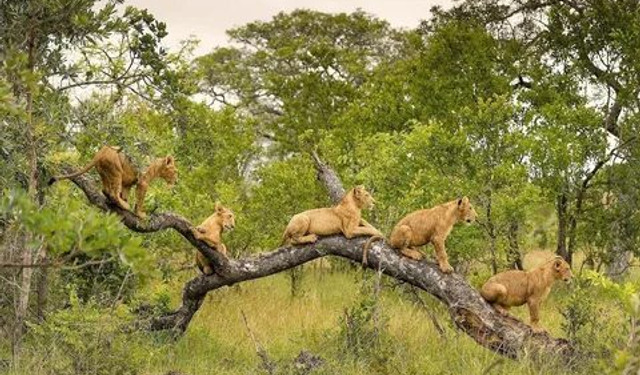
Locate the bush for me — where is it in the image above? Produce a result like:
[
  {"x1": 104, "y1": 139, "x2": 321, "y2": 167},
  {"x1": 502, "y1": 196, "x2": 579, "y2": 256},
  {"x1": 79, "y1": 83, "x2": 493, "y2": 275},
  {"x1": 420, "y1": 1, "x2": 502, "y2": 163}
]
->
[
  {"x1": 559, "y1": 271, "x2": 637, "y2": 371},
  {"x1": 335, "y1": 273, "x2": 394, "y2": 367},
  {"x1": 23, "y1": 292, "x2": 154, "y2": 375}
]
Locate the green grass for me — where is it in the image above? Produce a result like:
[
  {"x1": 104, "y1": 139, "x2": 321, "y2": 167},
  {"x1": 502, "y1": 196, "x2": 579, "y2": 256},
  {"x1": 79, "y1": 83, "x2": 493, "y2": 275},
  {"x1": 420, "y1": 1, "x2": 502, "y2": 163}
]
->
[
  {"x1": 143, "y1": 264, "x2": 591, "y2": 375},
  {"x1": 7, "y1": 254, "x2": 634, "y2": 375}
]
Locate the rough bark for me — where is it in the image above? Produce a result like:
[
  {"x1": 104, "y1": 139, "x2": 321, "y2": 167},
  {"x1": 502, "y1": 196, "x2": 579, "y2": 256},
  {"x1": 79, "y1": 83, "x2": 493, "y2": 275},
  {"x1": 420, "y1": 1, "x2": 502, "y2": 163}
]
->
[
  {"x1": 311, "y1": 151, "x2": 344, "y2": 204},
  {"x1": 58, "y1": 165, "x2": 574, "y2": 361},
  {"x1": 13, "y1": 27, "x2": 41, "y2": 360},
  {"x1": 606, "y1": 192, "x2": 634, "y2": 280},
  {"x1": 507, "y1": 221, "x2": 523, "y2": 270},
  {"x1": 146, "y1": 235, "x2": 572, "y2": 359},
  {"x1": 556, "y1": 193, "x2": 571, "y2": 264}
]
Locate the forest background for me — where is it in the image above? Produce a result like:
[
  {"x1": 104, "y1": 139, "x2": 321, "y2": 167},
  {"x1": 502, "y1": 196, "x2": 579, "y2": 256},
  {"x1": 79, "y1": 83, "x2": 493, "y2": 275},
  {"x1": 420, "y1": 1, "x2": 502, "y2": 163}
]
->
[{"x1": 2, "y1": 0, "x2": 640, "y2": 374}]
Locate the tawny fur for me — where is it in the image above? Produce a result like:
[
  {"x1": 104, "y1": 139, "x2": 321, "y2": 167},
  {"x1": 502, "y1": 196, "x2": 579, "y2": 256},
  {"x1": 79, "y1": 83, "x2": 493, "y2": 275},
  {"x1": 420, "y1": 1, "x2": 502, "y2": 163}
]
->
[
  {"x1": 480, "y1": 257, "x2": 573, "y2": 332},
  {"x1": 49, "y1": 145, "x2": 177, "y2": 218},
  {"x1": 387, "y1": 197, "x2": 477, "y2": 273},
  {"x1": 192, "y1": 202, "x2": 235, "y2": 275},
  {"x1": 522, "y1": 250, "x2": 557, "y2": 271},
  {"x1": 281, "y1": 186, "x2": 383, "y2": 246}
]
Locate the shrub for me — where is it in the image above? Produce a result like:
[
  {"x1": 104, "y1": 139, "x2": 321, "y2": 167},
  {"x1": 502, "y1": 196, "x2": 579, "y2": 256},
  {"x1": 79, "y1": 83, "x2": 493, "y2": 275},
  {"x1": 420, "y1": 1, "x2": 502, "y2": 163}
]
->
[
  {"x1": 24, "y1": 292, "x2": 154, "y2": 375},
  {"x1": 335, "y1": 273, "x2": 394, "y2": 366},
  {"x1": 560, "y1": 271, "x2": 637, "y2": 371}
]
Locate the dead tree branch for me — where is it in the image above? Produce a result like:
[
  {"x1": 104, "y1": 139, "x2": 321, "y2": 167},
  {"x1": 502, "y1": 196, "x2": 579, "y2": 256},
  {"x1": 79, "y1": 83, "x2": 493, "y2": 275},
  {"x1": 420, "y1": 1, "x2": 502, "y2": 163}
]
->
[{"x1": 310, "y1": 151, "x2": 345, "y2": 204}]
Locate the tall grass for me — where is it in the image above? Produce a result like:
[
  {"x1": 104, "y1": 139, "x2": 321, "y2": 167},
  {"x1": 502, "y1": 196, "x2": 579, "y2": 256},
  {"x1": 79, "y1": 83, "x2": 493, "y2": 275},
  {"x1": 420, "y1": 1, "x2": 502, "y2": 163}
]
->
[
  {"x1": 7, "y1": 257, "x2": 634, "y2": 375},
  {"x1": 145, "y1": 267, "x2": 592, "y2": 375}
]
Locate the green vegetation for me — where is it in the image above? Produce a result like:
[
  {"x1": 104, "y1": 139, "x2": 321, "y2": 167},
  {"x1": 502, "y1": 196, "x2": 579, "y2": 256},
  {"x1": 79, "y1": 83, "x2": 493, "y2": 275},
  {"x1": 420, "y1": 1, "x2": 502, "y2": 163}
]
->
[{"x1": 2, "y1": 0, "x2": 640, "y2": 374}]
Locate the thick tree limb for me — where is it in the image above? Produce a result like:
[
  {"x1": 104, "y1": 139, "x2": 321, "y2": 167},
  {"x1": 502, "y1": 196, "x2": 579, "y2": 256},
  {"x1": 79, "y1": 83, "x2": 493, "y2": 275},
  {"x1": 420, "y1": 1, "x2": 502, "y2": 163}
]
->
[
  {"x1": 146, "y1": 235, "x2": 572, "y2": 359},
  {"x1": 61, "y1": 166, "x2": 574, "y2": 361}
]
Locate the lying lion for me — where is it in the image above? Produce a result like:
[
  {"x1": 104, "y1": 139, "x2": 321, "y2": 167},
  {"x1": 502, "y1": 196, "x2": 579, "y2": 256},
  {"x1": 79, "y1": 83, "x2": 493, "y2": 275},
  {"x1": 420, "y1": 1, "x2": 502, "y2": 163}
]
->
[
  {"x1": 281, "y1": 185, "x2": 383, "y2": 245},
  {"x1": 49, "y1": 145, "x2": 177, "y2": 218},
  {"x1": 192, "y1": 202, "x2": 235, "y2": 275},
  {"x1": 387, "y1": 197, "x2": 477, "y2": 273},
  {"x1": 480, "y1": 256, "x2": 573, "y2": 332}
]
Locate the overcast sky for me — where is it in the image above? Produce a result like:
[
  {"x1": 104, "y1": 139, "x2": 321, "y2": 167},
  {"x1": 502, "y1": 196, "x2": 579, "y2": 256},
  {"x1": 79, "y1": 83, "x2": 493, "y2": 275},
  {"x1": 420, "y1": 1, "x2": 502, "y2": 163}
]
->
[{"x1": 125, "y1": 0, "x2": 454, "y2": 55}]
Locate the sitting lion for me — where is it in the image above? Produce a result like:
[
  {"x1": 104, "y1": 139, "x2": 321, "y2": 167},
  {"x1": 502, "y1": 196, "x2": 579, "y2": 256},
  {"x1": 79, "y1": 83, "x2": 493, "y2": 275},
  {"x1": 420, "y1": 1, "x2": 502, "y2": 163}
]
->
[
  {"x1": 387, "y1": 197, "x2": 477, "y2": 273},
  {"x1": 192, "y1": 202, "x2": 235, "y2": 275},
  {"x1": 281, "y1": 185, "x2": 383, "y2": 246},
  {"x1": 49, "y1": 145, "x2": 177, "y2": 218},
  {"x1": 480, "y1": 256, "x2": 573, "y2": 332}
]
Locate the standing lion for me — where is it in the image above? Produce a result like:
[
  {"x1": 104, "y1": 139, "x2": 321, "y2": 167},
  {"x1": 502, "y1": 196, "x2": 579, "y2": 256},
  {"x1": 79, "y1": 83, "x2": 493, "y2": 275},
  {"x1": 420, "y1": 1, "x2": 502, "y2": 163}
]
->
[
  {"x1": 388, "y1": 197, "x2": 477, "y2": 273},
  {"x1": 49, "y1": 145, "x2": 177, "y2": 218},
  {"x1": 480, "y1": 256, "x2": 573, "y2": 332}
]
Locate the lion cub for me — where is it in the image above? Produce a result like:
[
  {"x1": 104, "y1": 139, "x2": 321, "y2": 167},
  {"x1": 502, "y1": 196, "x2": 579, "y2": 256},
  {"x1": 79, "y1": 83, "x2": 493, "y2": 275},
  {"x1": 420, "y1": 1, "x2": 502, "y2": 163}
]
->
[
  {"x1": 282, "y1": 185, "x2": 383, "y2": 245},
  {"x1": 192, "y1": 202, "x2": 235, "y2": 275},
  {"x1": 49, "y1": 145, "x2": 177, "y2": 218},
  {"x1": 388, "y1": 197, "x2": 477, "y2": 273},
  {"x1": 480, "y1": 257, "x2": 573, "y2": 332}
]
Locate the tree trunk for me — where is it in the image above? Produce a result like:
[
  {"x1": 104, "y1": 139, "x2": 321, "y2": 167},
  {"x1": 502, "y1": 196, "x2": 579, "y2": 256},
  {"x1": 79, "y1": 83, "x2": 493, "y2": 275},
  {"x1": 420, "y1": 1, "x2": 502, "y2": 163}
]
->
[
  {"x1": 12, "y1": 27, "x2": 40, "y2": 361},
  {"x1": 36, "y1": 258, "x2": 49, "y2": 321},
  {"x1": 485, "y1": 195, "x2": 498, "y2": 274},
  {"x1": 606, "y1": 245, "x2": 632, "y2": 280},
  {"x1": 556, "y1": 193, "x2": 571, "y2": 264},
  {"x1": 507, "y1": 221, "x2": 523, "y2": 270},
  {"x1": 606, "y1": 192, "x2": 634, "y2": 280},
  {"x1": 311, "y1": 151, "x2": 344, "y2": 204},
  {"x1": 147, "y1": 235, "x2": 573, "y2": 360}
]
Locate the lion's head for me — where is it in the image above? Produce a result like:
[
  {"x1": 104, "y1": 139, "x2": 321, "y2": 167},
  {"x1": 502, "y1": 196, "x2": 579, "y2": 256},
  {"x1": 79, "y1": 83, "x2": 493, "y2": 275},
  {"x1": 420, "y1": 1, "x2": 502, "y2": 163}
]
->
[
  {"x1": 457, "y1": 196, "x2": 477, "y2": 224},
  {"x1": 351, "y1": 185, "x2": 375, "y2": 210},
  {"x1": 552, "y1": 257, "x2": 573, "y2": 283},
  {"x1": 158, "y1": 155, "x2": 177, "y2": 186},
  {"x1": 215, "y1": 202, "x2": 236, "y2": 231}
]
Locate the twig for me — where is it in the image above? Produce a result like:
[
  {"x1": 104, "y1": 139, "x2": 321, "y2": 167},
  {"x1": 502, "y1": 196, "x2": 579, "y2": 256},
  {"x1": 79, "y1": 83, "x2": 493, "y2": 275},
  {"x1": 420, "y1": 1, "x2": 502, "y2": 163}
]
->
[
  {"x1": 408, "y1": 286, "x2": 447, "y2": 339},
  {"x1": 240, "y1": 310, "x2": 277, "y2": 375}
]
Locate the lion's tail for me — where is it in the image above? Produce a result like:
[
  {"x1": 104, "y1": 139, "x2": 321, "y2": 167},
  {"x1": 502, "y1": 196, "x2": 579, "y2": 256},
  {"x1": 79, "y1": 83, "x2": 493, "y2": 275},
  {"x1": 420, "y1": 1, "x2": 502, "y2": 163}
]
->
[
  {"x1": 48, "y1": 158, "x2": 97, "y2": 186},
  {"x1": 362, "y1": 235, "x2": 384, "y2": 266}
]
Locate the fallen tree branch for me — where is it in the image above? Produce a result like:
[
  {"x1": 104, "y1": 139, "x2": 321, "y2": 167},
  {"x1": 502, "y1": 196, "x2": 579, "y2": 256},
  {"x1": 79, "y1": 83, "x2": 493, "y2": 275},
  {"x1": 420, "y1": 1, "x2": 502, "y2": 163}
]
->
[
  {"x1": 148, "y1": 235, "x2": 573, "y2": 359},
  {"x1": 60, "y1": 165, "x2": 574, "y2": 361}
]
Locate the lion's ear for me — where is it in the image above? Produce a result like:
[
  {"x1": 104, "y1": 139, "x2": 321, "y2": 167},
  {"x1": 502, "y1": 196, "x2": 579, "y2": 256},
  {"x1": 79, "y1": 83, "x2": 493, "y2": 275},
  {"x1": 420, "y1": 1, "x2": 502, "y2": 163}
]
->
[
  {"x1": 554, "y1": 258, "x2": 563, "y2": 269},
  {"x1": 354, "y1": 186, "x2": 364, "y2": 197},
  {"x1": 166, "y1": 155, "x2": 175, "y2": 165},
  {"x1": 458, "y1": 198, "x2": 463, "y2": 206},
  {"x1": 215, "y1": 201, "x2": 223, "y2": 212}
]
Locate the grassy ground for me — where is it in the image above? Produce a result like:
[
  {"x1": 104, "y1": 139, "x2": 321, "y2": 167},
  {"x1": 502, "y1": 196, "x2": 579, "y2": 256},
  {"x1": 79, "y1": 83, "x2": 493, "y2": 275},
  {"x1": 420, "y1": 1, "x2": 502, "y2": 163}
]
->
[
  {"x1": 6, "y1": 253, "x2": 631, "y2": 375},
  {"x1": 145, "y1": 263, "x2": 584, "y2": 375}
]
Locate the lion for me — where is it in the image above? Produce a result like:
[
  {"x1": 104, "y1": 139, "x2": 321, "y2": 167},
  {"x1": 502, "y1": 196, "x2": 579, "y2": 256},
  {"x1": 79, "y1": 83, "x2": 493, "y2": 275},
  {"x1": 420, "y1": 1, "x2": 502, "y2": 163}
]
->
[
  {"x1": 281, "y1": 185, "x2": 383, "y2": 246},
  {"x1": 480, "y1": 256, "x2": 573, "y2": 332},
  {"x1": 386, "y1": 197, "x2": 477, "y2": 273},
  {"x1": 49, "y1": 145, "x2": 177, "y2": 218},
  {"x1": 192, "y1": 202, "x2": 235, "y2": 275}
]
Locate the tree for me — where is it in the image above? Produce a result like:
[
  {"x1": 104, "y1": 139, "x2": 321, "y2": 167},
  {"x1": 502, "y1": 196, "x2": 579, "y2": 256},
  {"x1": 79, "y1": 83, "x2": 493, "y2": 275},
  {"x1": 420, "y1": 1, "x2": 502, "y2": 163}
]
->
[
  {"x1": 196, "y1": 9, "x2": 409, "y2": 153},
  {"x1": 439, "y1": 0, "x2": 640, "y2": 270},
  {"x1": 0, "y1": 0, "x2": 180, "y2": 361}
]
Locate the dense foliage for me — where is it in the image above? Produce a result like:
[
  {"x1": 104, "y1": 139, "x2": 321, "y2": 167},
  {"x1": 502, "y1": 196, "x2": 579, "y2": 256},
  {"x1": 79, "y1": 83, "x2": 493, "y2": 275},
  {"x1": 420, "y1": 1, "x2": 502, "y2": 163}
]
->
[{"x1": 1, "y1": 0, "x2": 640, "y2": 374}]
